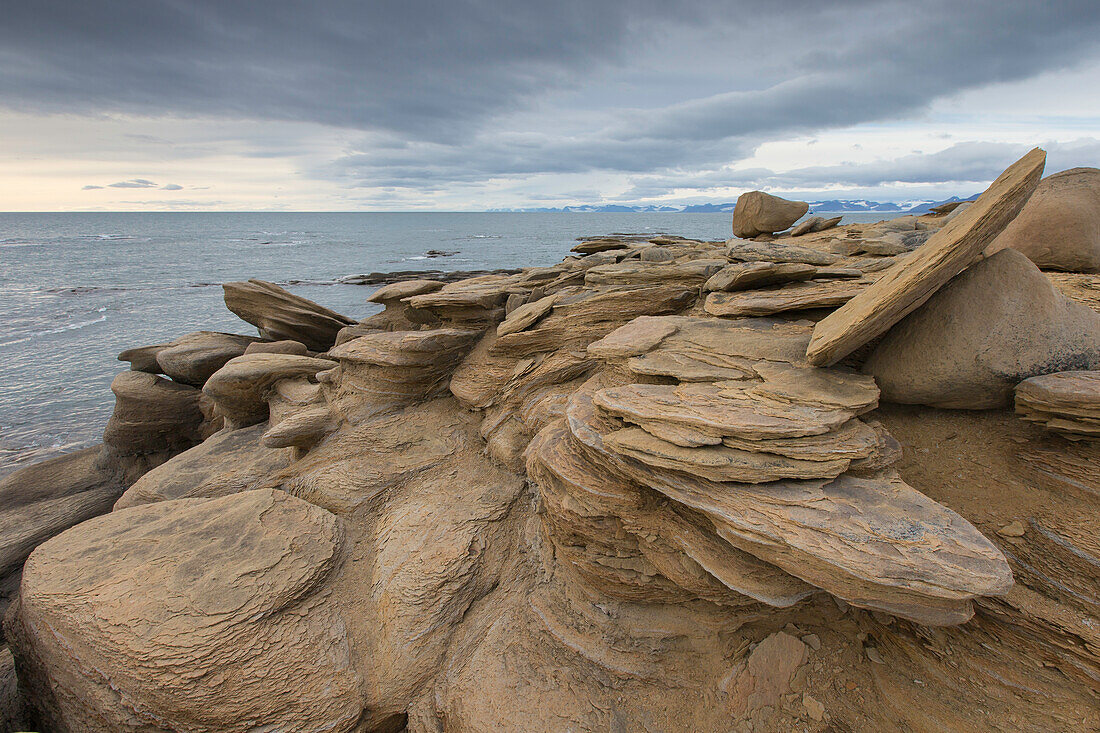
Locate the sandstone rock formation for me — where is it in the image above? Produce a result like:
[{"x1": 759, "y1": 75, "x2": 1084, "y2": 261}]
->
[
  {"x1": 791, "y1": 215, "x2": 842, "y2": 237},
  {"x1": 865, "y1": 249, "x2": 1100, "y2": 408},
  {"x1": 986, "y1": 167, "x2": 1100, "y2": 272},
  {"x1": 1015, "y1": 370, "x2": 1100, "y2": 439},
  {"x1": 151, "y1": 330, "x2": 261, "y2": 385},
  {"x1": 731, "y1": 191, "x2": 810, "y2": 238},
  {"x1": 7, "y1": 155, "x2": 1100, "y2": 731},
  {"x1": 223, "y1": 278, "x2": 355, "y2": 350},
  {"x1": 7, "y1": 489, "x2": 362, "y2": 733},
  {"x1": 808, "y1": 148, "x2": 1047, "y2": 365}
]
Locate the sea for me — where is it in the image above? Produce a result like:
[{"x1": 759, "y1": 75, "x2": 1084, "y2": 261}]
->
[{"x1": 0, "y1": 211, "x2": 893, "y2": 476}]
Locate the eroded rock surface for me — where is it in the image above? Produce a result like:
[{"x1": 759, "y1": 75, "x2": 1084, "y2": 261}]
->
[
  {"x1": 7, "y1": 489, "x2": 362, "y2": 732},
  {"x1": 731, "y1": 192, "x2": 810, "y2": 238},
  {"x1": 223, "y1": 278, "x2": 354, "y2": 350}
]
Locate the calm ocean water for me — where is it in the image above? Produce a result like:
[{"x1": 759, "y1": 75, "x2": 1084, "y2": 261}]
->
[{"x1": 0, "y1": 211, "x2": 891, "y2": 475}]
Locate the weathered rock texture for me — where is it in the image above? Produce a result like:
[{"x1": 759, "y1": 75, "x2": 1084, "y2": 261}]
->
[
  {"x1": 865, "y1": 249, "x2": 1100, "y2": 408},
  {"x1": 986, "y1": 167, "x2": 1100, "y2": 272},
  {"x1": 731, "y1": 192, "x2": 810, "y2": 238},
  {"x1": 1015, "y1": 370, "x2": 1100, "y2": 439},
  {"x1": 808, "y1": 148, "x2": 1047, "y2": 365},
  {"x1": 223, "y1": 278, "x2": 354, "y2": 350},
  {"x1": 7, "y1": 489, "x2": 362, "y2": 732},
  {"x1": 6, "y1": 157, "x2": 1100, "y2": 731}
]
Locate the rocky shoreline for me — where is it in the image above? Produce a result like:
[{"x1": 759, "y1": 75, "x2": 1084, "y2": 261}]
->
[{"x1": 1, "y1": 149, "x2": 1100, "y2": 731}]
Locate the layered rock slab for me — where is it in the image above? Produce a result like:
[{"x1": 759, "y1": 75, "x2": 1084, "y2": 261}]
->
[
  {"x1": 223, "y1": 278, "x2": 354, "y2": 350},
  {"x1": 1015, "y1": 370, "x2": 1100, "y2": 439},
  {"x1": 563, "y1": 388, "x2": 1010, "y2": 625},
  {"x1": 202, "y1": 352, "x2": 335, "y2": 428},
  {"x1": 588, "y1": 315, "x2": 813, "y2": 382},
  {"x1": 865, "y1": 249, "x2": 1100, "y2": 408},
  {"x1": 7, "y1": 489, "x2": 362, "y2": 732},
  {"x1": 704, "y1": 278, "x2": 868, "y2": 317},
  {"x1": 807, "y1": 147, "x2": 1047, "y2": 365}
]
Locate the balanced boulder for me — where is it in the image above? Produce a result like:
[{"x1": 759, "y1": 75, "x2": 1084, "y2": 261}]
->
[
  {"x1": 223, "y1": 279, "x2": 354, "y2": 351},
  {"x1": 985, "y1": 167, "x2": 1100, "y2": 272},
  {"x1": 807, "y1": 148, "x2": 1047, "y2": 366},
  {"x1": 731, "y1": 192, "x2": 809, "y2": 238},
  {"x1": 865, "y1": 249, "x2": 1100, "y2": 409}
]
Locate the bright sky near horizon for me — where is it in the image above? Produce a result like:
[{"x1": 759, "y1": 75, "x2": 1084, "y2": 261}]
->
[{"x1": 2, "y1": 1, "x2": 1099, "y2": 211}]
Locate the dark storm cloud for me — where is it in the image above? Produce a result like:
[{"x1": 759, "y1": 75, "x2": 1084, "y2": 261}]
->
[{"x1": 4, "y1": 1, "x2": 1100, "y2": 189}]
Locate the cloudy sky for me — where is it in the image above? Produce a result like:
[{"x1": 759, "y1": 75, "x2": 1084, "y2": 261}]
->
[{"x1": 2, "y1": 0, "x2": 1099, "y2": 211}]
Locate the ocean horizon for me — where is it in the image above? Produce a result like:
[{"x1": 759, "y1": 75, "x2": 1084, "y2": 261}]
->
[{"x1": 0, "y1": 210, "x2": 899, "y2": 475}]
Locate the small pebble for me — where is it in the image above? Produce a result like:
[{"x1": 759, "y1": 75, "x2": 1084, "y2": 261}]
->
[
  {"x1": 802, "y1": 634, "x2": 821, "y2": 651},
  {"x1": 802, "y1": 694, "x2": 825, "y2": 722},
  {"x1": 865, "y1": 647, "x2": 886, "y2": 665},
  {"x1": 998, "y1": 520, "x2": 1026, "y2": 537}
]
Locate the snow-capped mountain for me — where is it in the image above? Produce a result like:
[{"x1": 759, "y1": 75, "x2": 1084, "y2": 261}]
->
[{"x1": 491, "y1": 195, "x2": 976, "y2": 214}]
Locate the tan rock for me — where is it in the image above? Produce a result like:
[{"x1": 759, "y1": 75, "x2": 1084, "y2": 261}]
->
[
  {"x1": 986, "y1": 167, "x2": 1100, "y2": 272},
  {"x1": 571, "y1": 238, "x2": 631, "y2": 254},
  {"x1": 589, "y1": 315, "x2": 813, "y2": 382},
  {"x1": 584, "y1": 259, "x2": 726, "y2": 287},
  {"x1": 244, "y1": 339, "x2": 309, "y2": 356},
  {"x1": 117, "y1": 342, "x2": 169, "y2": 372},
  {"x1": 807, "y1": 148, "x2": 1047, "y2": 365},
  {"x1": 593, "y1": 382, "x2": 855, "y2": 440},
  {"x1": 114, "y1": 423, "x2": 289, "y2": 509},
  {"x1": 223, "y1": 279, "x2": 354, "y2": 351},
  {"x1": 0, "y1": 448, "x2": 123, "y2": 621},
  {"x1": 726, "y1": 632, "x2": 808, "y2": 716},
  {"x1": 7, "y1": 489, "x2": 362, "y2": 732},
  {"x1": 703, "y1": 261, "x2": 818, "y2": 292},
  {"x1": 731, "y1": 192, "x2": 810, "y2": 238},
  {"x1": 865, "y1": 249, "x2": 1100, "y2": 408},
  {"x1": 603, "y1": 426, "x2": 851, "y2": 483},
  {"x1": 728, "y1": 240, "x2": 842, "y2": 266},
  {"x1": 203, "y1": 353, "x2": 335, "y2": 428},
  {"x1": 497, "y1": 293, "x2": 557, "y2": 336},
  {"x1": 1015, "y1": 370, "x2": 1100, "y2": 439},
  {"x1": 102, "y1": 370, "x2": 206, "y2": 457},
  {"x1": 155, "y1": 330, "x2": 261, "y2": 386},
  {"x1": 367, "y1": 278, "x2": 445, "y2": 302},
  {"x1": 705, "y1": 278, "x2": 868, "y2": 317}
]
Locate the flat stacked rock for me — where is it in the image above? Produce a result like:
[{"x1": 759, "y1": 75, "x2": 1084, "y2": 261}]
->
[
  {"x1": 703, "y1": 262, "x2": 861, "y2": 292},
  {"x1": 536, "y1": 382, "x2": 1011, "y2": 625},
  {"x1": 583, "y1": 259, "x2": 727, "y2": 287},
  {"x1": 790, "y1": 215, "x2": 842, "y2": 236},
  {"x1": 1016, "y1": 371, "x2": 1100, "y2": 440},
  {"x1": 587, "y1": 315, "x2": 813, "y2": 382},
  {"x1": 404, "y1": 273, "x2": 525, "y2": 326},
  {"x1": 728, "y1": 241, "x2": 842, "y2": 266},
  {"x1": 203, "y1": 353, "x2": 335, "y2": 429},
  {"x1": 323, "y1": 329, "x2": 481, "y2": 422},
  {"x1": 704, "y1": 277, "x2": 869, "y2": 317},
  {"x1": 223, "y1": 279, "x2": 355, "y2": 351},
  {"x1": 807, "y1": 148, "x2": 1047, "y2": 366}
]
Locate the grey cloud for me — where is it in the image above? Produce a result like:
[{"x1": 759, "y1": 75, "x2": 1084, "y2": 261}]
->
[
  {"x1": 81, "y1": 185, "x2": 103, "y2": 190},
  {"x1": 4, "y1": 1, "x2": 1100, "y2": 196},
  {"x1": 161, "y1": 183, "x2": 183, "y2": 190},
  {"x1": 616, "y1": 139, "x2": 1100, "y2": 200},
  {"x1": 107, "y1": 178, "x2": 157, "y2": 188}
]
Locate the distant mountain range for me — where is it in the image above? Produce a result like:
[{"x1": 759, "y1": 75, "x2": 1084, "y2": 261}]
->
[{"x1": 492, "y1": 195, "x2": 978, "y2": 214}]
